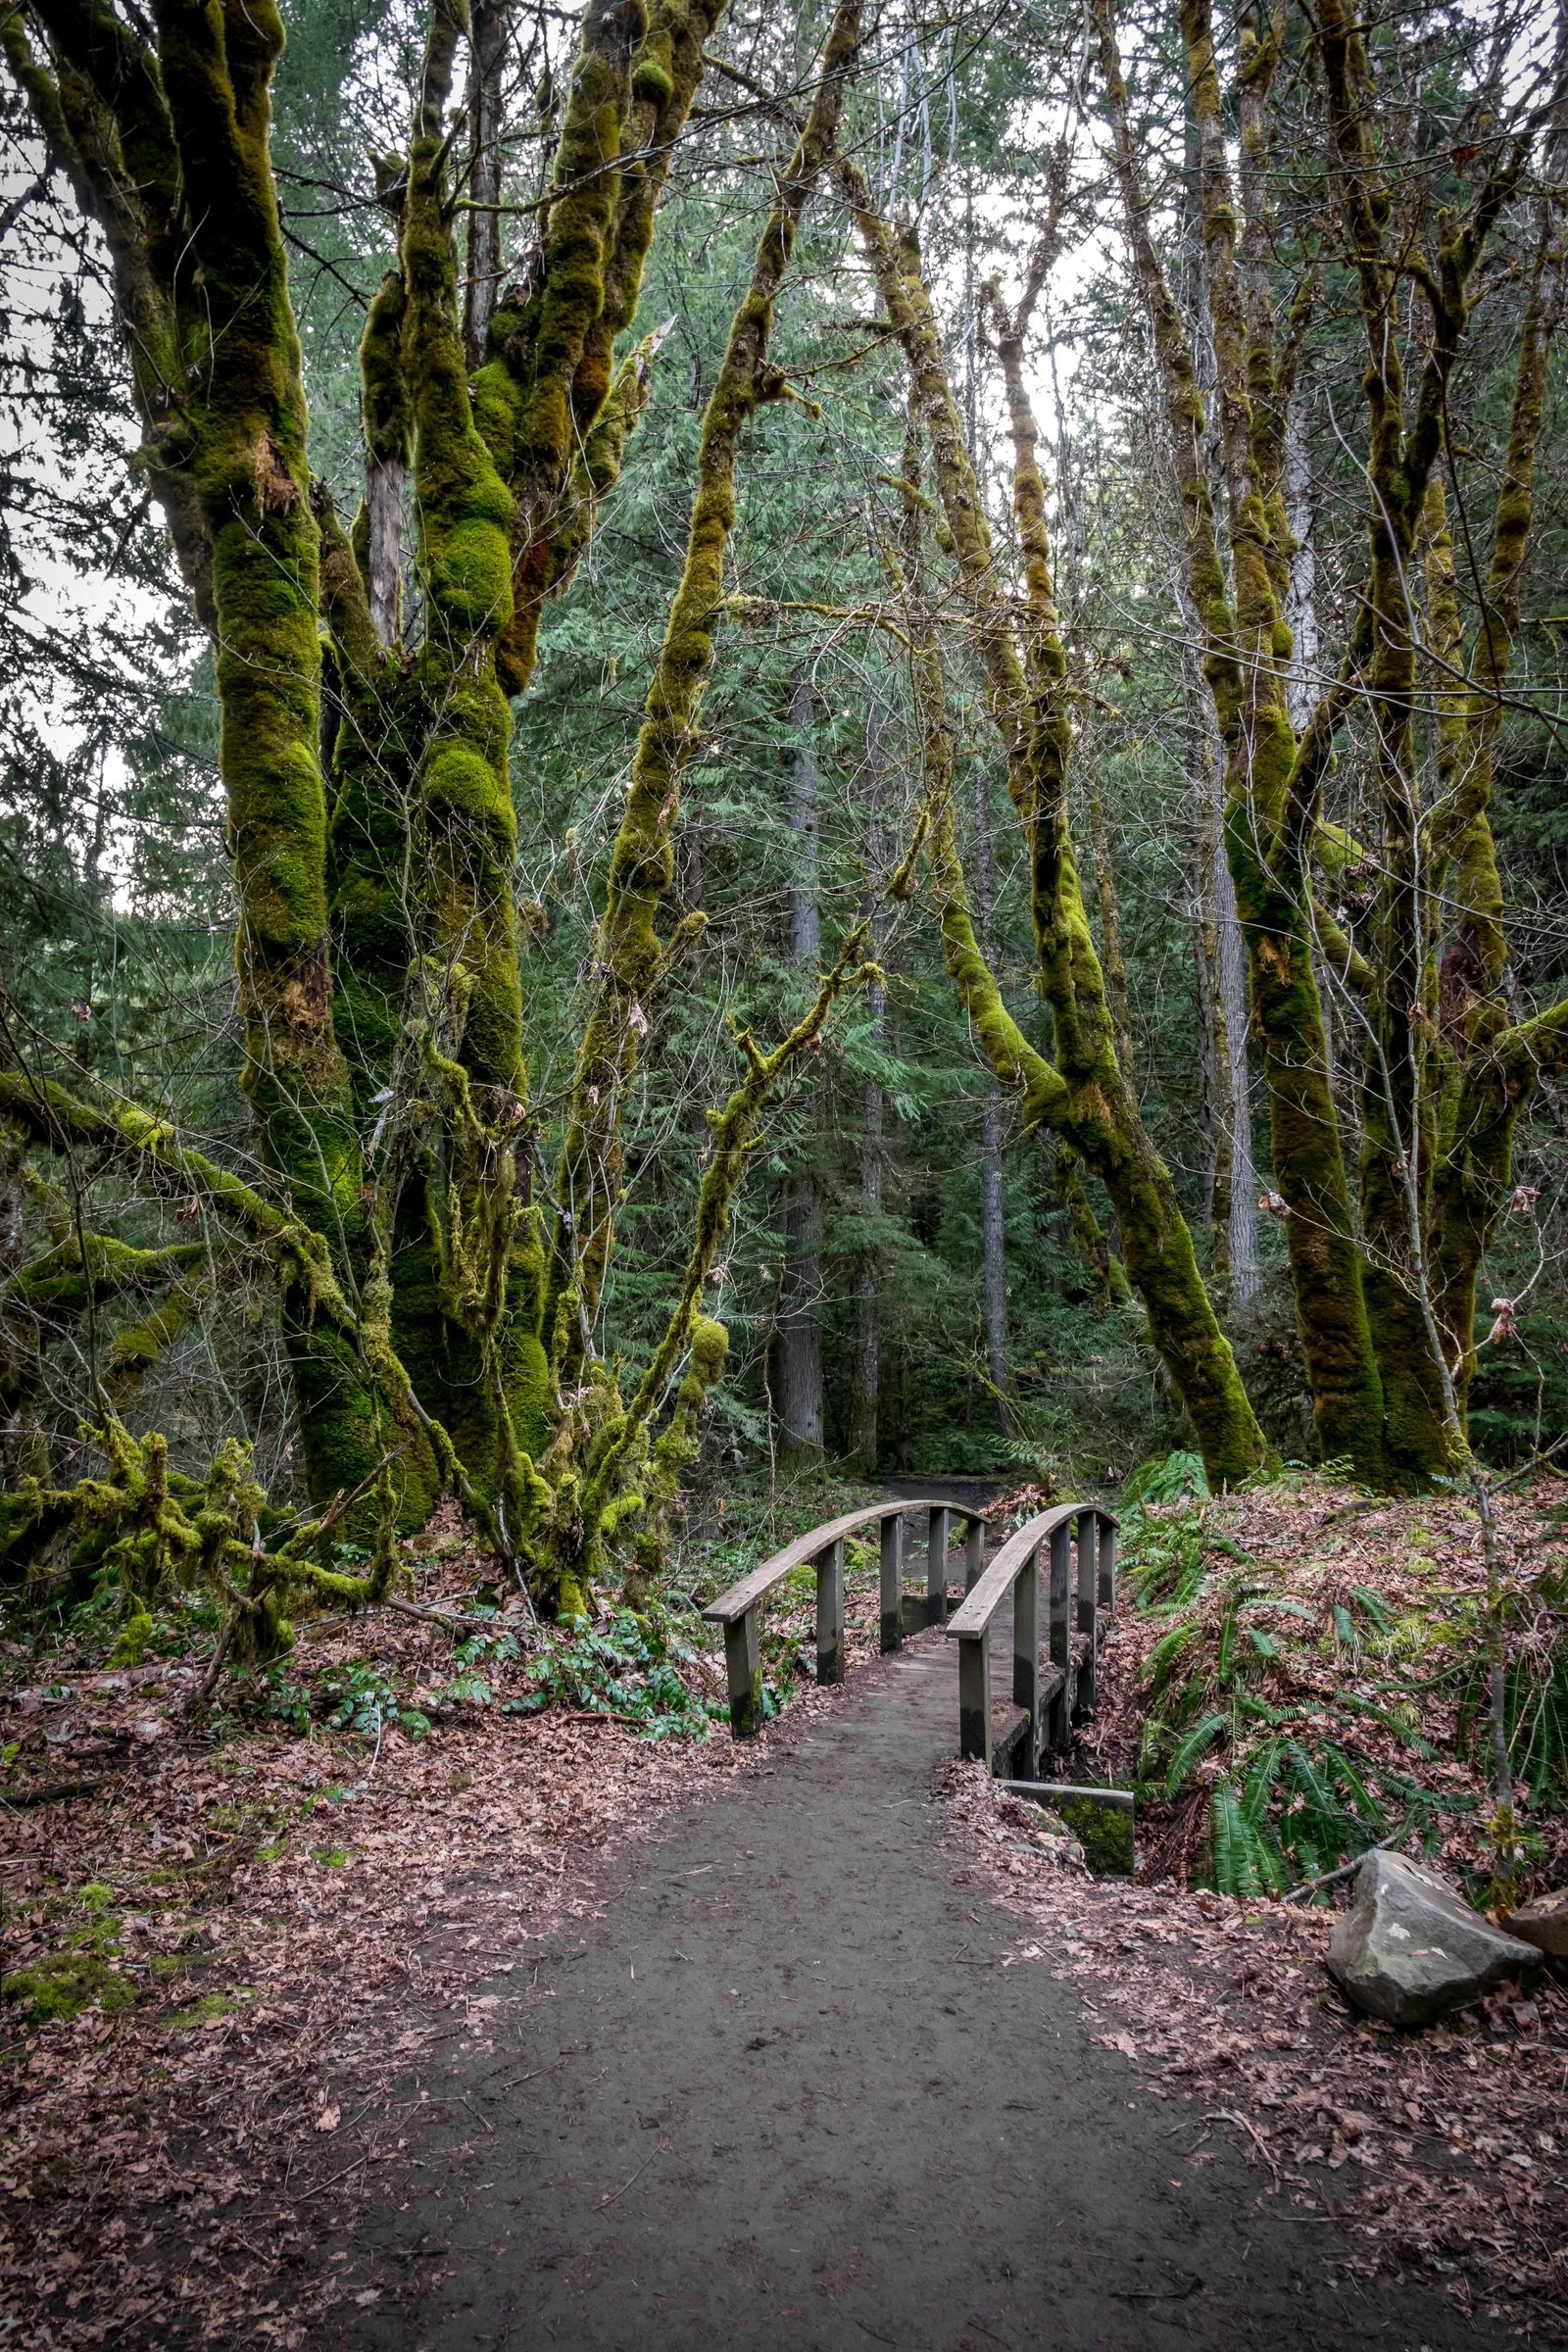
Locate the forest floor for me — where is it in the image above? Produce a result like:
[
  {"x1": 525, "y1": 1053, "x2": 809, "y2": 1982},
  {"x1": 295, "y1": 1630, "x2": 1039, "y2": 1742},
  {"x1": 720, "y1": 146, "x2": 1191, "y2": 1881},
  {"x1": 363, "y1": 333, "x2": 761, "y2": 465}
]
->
[{"x1": 0, "y1": 1474, "x2": 1563, "y2": 2345}]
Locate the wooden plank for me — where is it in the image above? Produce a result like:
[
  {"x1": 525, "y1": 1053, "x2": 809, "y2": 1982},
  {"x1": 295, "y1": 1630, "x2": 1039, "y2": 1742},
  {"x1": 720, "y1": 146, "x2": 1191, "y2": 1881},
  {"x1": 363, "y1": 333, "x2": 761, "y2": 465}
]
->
[
  {"x1": 945, "y1": 1503, "x2": 1080, "y2": 1640},
  {"x1": 815, "y1": 1538, "x2": 845, "y2": 1687},
  {"x1": 723, "y1": 1608, "x2": 761, "y2": 1739},
  {"x1": 702, "y1": 1495, "x2": 987, "y2": 1625},
  {"x1": 964, "y1": 1514, "x2": 985, "y2": 1591},
  {"x1": 1000, "y1": 1780, "x2": 1134, "y2": 1812},
  {"x1": 879, "y1": 1515, "x2": 904, "y2": 1653},
  {"x1": 956, "y1": 1629, "x2": 992, "y2": 1763},
  {"x1": 991, "y1": 1705, "x2": 1030, "y2": 1777},
  {"x1": 926, "y1": 1506, "x2": 952, "y2": 1625},
  {"x1": 1075, "y1": 1510, "x2": 1098, "y2": 1711}
]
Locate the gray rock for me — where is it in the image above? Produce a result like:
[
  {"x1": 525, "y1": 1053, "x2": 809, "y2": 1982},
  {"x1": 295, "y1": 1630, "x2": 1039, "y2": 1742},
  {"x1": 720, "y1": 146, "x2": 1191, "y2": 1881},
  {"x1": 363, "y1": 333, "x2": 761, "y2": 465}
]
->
[
  {"x1": 1502, "y1": 1887, "x2": 1568, "y2": 1960},
  {"x1": 1326, "y1": 1848, "x2": 1543, "y2": 2027}
]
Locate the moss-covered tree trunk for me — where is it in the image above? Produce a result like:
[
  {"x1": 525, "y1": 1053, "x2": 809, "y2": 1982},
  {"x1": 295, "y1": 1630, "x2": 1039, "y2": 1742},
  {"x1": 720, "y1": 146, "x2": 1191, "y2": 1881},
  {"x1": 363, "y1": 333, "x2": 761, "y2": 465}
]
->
[
  {"x1": 1097, "y1": 0, "x2": 1391, "y2": 1482},
  {"x1": 841, "y1": 180, "x2": 1268, "y2": 1489}
]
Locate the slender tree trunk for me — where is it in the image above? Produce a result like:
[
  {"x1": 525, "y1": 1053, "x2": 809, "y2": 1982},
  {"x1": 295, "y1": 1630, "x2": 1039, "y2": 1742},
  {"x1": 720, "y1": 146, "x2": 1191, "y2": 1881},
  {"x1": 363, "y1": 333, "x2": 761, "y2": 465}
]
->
[
  {"x1": 849, "y1": 702, "x2": 888, "y2": 1473},
  {"x1": 776, "y1": 672, "x2": 825, "y2": 1469},
  {"x1": 1282, "y1": 394, "x2": 1344, "y2": 1126},
  {"x1": 968, "y1": 760, "x2": 1011, "y2": 1426},
  {"x1": 1177, "y1": 103, "x2": 1258, "y2": 1305},
  {"x1": 1183, "y1": 628, "x2": 1258, "y2": 1302},
  {"x1": 463, "y1": 0, "x2": 508, "y2": 371}
]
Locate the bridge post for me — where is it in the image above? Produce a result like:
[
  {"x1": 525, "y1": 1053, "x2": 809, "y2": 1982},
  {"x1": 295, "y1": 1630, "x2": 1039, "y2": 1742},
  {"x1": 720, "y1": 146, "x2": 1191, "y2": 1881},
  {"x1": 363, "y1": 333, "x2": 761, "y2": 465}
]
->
[
  {"x1": 879, "y1": 1514, "x2": 904, "y2": 1653},
  {"x1": 1047, "y1": 1521, "x2": 1071, "y2": 1748},
  {"x1": 1075, "y1": 1511, "x2": 1099, "y2": 1712},
  {"x1": 1012, "y1": 1541, "x2": 1041, "y2": 1775},
  {"x1": 815, "y1": 1539, "x2": 845, "y2": 1687},
  {"x1": 1099, "y1": 1515, "x2": 1116, "y2": 1613},
  {"x1": 964, "y1": 1513, "x2": 985, "y2": 1592},
  {"x1": 956, "y1": 1631, "x2": 992, "y2": 1764},
  {"x1": 722, "y1": 1608, "x2": 762, "y2": 1739},
  {"x1": 926, "y1": 1507, "x2": 951, "y2": 1626}
]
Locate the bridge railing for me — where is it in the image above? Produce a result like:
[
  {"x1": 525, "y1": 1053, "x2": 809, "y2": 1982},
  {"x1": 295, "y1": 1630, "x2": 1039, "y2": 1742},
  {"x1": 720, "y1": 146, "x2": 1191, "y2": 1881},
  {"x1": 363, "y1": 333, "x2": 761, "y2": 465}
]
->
[
  {"x1": 945, "y1": 1501, "x2": 1116, "y2": 1777},
  {"x1": 702, "y1": 1496, "x2": 988, "y2": 1737}
]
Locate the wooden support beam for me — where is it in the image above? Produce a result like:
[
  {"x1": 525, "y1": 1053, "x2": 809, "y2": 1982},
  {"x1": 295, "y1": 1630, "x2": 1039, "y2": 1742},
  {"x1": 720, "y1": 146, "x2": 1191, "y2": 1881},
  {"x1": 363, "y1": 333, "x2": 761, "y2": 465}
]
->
[
  {"x1": 926, "y1": 1506, "x2": 951, "y2": 1626},
  {"x1": 1047, "y1": 1520, "x2": 1071, "y2": 1750},
  {"x1": 815, "y1": 1537, "x2": 845, "y2": 1687},
  {"x1": 1012, "y1": 1539, "x2": 1040, "y2": 1776},
  {"x1": 879, "y1": 1513, "x2": 904, "y2": 1653},
  {"x1": 723, "y1": 1606, "x2": 762, "y2": 1738},
  {"x1": 964, "y1": 1513, "x2": 985, "y2": 1592},
  {"x1": 956, "y1": 1629, "x2": 992, "y2": 1763},
  {"x1": 1075, "y1": 1510, "x2": 1098, "y2": 1712},
  {"x1": 1099, "y1": 1515, "x2": 1116, "y2": 1613}
]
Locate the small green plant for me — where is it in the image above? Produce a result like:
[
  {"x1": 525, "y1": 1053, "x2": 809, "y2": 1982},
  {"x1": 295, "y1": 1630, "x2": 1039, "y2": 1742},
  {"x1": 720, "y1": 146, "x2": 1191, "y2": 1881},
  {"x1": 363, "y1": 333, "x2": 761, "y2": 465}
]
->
[
  {"x1": 513, "y1": 1607, "x2": 713, "y2": 1739},
  {"x1": 320, "y1": 1662, "x2": 431, "y2": 1740},
  {"x1": 424, "y1": 1621, "x2": 522, "y2": 1714}
]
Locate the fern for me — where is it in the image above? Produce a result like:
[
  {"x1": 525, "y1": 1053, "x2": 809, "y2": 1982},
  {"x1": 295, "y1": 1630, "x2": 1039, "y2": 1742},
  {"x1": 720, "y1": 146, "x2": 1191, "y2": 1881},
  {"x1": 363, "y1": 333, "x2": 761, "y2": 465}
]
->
[
  {"x1": 1144, "y1": 1621, "x2": 1200, "y2": 1701},
  {"x1": 1211, "y1": 1780, "x2": 1285, "y2": 1895},
  {"x1": 1240, "y1": 1736, "x2": 1286, "y2": 1826},
  {"x1": 1325, "y1": 1743, "x2": 1387, "y2": 1829},
  {"x1": 1285, "y1": 1740, "x2": 1338, "y2": 1819},
  {"x1": 1164, "y1": 1709, "x2": 1226, "y2": 1800},
  {"x1": 1246, "y1": 1597, "x2": 1318, "y2": 1625},
  {"x1": 1216, "y1": 1601, "x2": 1238, "y2": 1686},
  {"x1": 1329, "y1": 1689, "x2": 1435, "y2": 1756},
  {"x1": 1351, "y1": 1585, "x2": 1396, "y2": 1636},
  {"x1": 1125, "y1": 1449, "x2": 1209, "y2": 1505}
]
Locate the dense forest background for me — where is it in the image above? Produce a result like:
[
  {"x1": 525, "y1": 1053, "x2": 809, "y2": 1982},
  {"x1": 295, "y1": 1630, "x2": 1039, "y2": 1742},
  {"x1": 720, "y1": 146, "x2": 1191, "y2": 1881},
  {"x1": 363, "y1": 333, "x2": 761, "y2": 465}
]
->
[{"x1": 1, "y1": 0, "x2": 1565, "y2": 1640}]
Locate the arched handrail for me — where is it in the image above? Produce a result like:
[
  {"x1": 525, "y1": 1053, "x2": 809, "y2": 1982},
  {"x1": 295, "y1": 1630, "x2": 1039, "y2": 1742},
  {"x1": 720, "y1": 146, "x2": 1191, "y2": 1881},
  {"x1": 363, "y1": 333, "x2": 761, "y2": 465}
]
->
[
  {"x1": 946, "y1": 1501, "x2": 1117, "y2": 1777},
  {"x1": 703, "y1": 1495, "x2": 988, "y2": 1736}
]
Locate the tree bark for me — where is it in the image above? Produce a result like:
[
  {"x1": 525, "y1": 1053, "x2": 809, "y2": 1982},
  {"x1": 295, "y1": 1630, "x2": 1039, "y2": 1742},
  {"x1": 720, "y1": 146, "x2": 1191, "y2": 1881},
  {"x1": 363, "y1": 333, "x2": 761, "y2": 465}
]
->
[
  {"x1": 968, "y1": 759, "x2": 1011, "y2": 1426},
  {"x1": 776, "y1": 671, "x2": 825, "y2": 1469},
  {"x1": 849, "y1": 701, "x2": 888, "y2": 1473},
  {"x1": 463, "y1": 0, "x2": 508, "y2": 371}
]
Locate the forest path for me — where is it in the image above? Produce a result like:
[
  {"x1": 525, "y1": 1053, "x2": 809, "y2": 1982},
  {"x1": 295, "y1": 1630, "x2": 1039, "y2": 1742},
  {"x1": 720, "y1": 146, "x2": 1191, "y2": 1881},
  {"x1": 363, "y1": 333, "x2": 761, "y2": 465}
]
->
[{"x1": 339, "y1": 1627, "x2": 1470, "y2": 2352}]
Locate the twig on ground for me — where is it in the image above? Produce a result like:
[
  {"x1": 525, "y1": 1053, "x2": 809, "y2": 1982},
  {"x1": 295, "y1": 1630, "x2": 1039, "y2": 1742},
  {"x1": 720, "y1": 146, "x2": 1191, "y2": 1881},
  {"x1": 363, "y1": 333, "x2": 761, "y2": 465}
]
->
[
  {"x1": 595, "y1": 2145, "x2": 661, "y2": 2207},
  {"x1": 0, "y1": 1776, "x2": 109, "y2": 1808},
  {"x1": 1282, "y1": 1836, "x2": 1402, "y2": 1903},
  {"x1": 1204, "y1": 2108, "x2": 1281, "y2": 2186}
]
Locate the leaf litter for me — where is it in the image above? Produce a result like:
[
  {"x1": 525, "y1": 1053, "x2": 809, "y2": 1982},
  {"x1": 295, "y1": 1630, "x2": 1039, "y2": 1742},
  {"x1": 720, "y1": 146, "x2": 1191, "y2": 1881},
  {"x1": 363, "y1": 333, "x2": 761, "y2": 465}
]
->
[{"x1": 943, "y1": 1473, "x2": 1568, "y2": 2341}]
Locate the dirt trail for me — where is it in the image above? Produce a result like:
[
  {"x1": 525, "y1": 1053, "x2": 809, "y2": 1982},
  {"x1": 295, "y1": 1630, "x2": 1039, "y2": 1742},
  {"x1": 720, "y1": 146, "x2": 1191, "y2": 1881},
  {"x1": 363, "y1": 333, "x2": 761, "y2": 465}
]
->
[{"x1": 333, "y1": 1629, "x2": 1479, "y2": 2351}]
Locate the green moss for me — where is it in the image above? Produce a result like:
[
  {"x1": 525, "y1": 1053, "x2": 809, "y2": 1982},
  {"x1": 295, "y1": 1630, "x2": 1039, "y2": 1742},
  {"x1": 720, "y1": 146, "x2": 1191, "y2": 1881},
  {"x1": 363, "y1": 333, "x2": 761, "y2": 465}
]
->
[
  {"x1": 1054, "y1": 1793, "x2": 1136, "y2": 1876},
  {"x1": 169, "y1": 1986, "x2": 254, "y2": 2029},
  {"x1": 110, "y1": 1605, "x2": 153, "y2": 1666},
  {"x1": 546, "y1": 2, "x2": 859, "y2": 1382},
  {"x1": 5, "y1": 1897, "x2": 130, "y2": 2025},
  {"x1": 865, "y1": 237, "x2": 1268, "y2": 1490}
]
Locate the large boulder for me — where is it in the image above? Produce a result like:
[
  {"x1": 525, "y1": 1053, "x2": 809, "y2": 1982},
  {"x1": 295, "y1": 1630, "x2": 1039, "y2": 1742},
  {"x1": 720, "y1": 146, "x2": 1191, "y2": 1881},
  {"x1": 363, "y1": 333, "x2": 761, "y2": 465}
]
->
[
  {"x1": 1327, "y1": 1849, "x2": 1543, "y2": 2027},
  {"x1": 1503, "y1": 1887, "x2": 1568, "y2": 1960}
]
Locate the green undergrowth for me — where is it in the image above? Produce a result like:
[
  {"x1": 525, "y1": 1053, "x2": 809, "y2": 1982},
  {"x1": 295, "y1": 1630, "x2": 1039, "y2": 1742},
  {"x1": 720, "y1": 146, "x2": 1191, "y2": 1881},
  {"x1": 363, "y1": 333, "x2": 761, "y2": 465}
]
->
[
  {"x1": 1114, "y1": 1463, "x2": 1555, "y2": 1898},
  {"x1": 225, "y1": 1593, "x2": 721, "y2": 1744},
  {"x1": 1, "y1": 1883, "x2": 134, "y2": 2025}
]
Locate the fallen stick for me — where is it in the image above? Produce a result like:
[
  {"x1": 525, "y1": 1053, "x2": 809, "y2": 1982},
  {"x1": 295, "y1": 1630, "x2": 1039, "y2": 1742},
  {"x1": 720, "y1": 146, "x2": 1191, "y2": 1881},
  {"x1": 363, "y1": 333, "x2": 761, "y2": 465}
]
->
[
  {"x1": 0, "y1": 1777, "x2": 109, "y2": 1808},
  {"x1": 1282, "y1": 1833, "x2": 1404, "y2": 1904}
]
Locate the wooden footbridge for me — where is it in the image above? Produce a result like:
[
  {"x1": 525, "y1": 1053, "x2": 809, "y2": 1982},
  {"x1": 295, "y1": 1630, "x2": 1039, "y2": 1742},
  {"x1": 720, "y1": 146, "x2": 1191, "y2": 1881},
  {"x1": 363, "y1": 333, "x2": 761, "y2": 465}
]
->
[{"x1": 703, "y1": 1495, "x2": 1117, "y2": 1778}]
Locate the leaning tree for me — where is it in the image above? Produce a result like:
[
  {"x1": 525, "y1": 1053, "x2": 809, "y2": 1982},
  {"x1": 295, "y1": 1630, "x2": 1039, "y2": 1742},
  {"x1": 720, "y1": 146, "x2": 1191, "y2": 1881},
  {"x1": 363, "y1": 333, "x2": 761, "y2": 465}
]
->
[{"x1": 0, "y1": 0, "x2": 873, "y2": 1651}]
